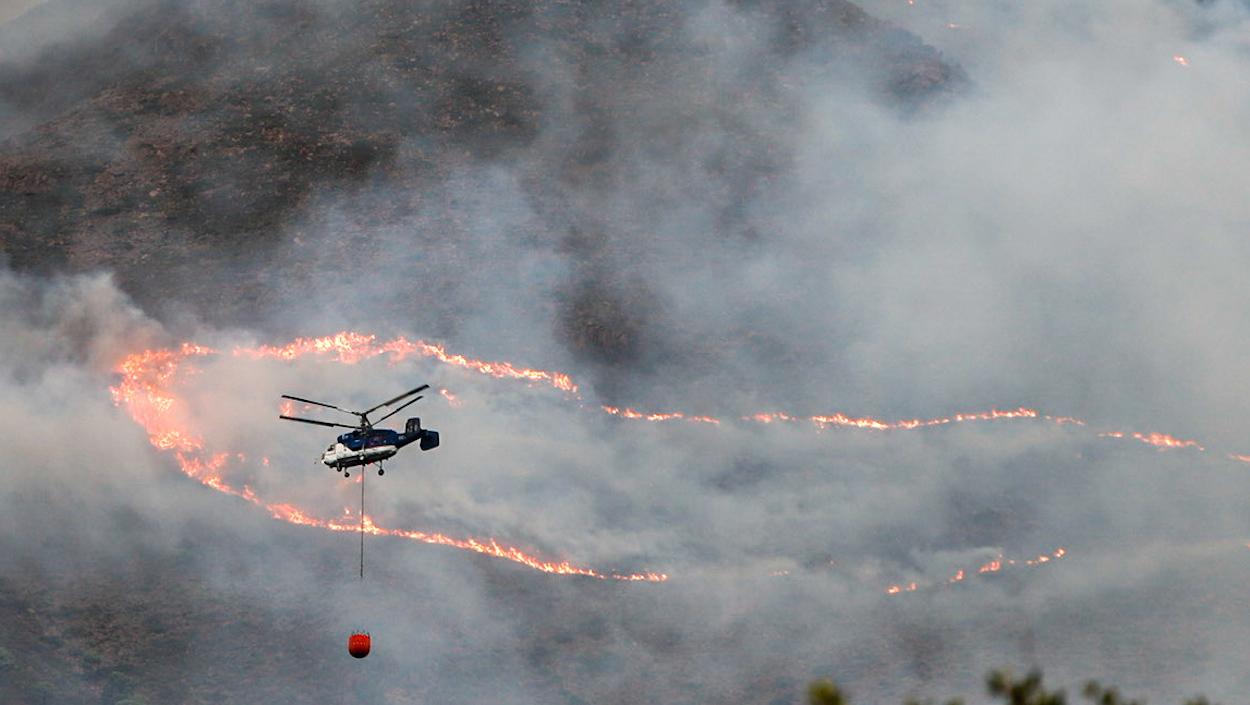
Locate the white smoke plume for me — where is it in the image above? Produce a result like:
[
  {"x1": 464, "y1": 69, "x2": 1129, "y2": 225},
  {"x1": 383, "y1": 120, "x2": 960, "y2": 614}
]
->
[{"x1": 2, "y1": 0, "x2": 1250, "y2": 703}]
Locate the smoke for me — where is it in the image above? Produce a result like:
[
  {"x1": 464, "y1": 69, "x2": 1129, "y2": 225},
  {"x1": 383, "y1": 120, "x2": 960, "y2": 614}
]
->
[
  {"x1": 4, "y1": 0, "x2": 1250, "y2": 703},
  {"x1": 0, "y1": 1, "x2": 45, "y2": 25}
]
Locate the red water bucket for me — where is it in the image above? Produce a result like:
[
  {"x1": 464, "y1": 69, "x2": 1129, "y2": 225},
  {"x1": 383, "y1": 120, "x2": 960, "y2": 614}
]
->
[{"x1": 348, "y1": 632, "x2": 371, "y2": 659}]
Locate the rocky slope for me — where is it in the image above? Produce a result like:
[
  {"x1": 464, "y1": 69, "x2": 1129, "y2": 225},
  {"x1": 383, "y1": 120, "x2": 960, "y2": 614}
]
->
[{"x1": 0, "y1": 0, "x2": 963, "y2": 340}]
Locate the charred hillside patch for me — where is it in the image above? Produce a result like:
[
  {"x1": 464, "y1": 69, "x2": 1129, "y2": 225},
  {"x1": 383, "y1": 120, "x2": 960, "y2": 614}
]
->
[{"x1": 0, "y1": 0, "x2": 965, "y2": 333}]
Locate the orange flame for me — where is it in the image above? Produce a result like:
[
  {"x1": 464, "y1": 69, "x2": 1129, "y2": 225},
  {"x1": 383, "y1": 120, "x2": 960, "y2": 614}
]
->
[
  {"x1": 111, "y1": 339, "x2": 663, "y2": 582},
  {"x1": 745, "y1": 407, "x2": 1039, "y2": 432},
  {"x1": 1173, "y1": 55, "x2": 1190, "y2": 67},
  {"x1": 602, "y1": 406, "x2": 720, "y2": 425},
  {"x1": 115, "y1": 331, "x2": 1232, "y2": 594},
  {"x1": 1044, "y1": 415, "x2": 1086, "y2": 426},
  {"x1": 1131, "y1": 432, "x2": 1203, "y2": 451},
  {"x1": 884, "y1": 547, "x2": 1068, "y2": 596},
  {"x1": 235, "y1": 332, "x2": 578, "y2": 394},
  {"x1": 1100, "y1": 430, "x2": 1203, "y2": 451},
  {"x1": 977, "y1": 557, "x2": 1003, "y2": 574}
]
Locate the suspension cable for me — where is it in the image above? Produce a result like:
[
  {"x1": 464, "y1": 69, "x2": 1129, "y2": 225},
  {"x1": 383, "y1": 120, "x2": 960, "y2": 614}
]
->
[{"x1": 359, "y1": 461, "x2": 365, "y2": 580}]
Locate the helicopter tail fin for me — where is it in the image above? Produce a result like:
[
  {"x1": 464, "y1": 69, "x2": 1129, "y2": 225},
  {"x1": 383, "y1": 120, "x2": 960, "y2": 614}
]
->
[
  {"x1": 400, "y1": 417, "x2": 439, "y2": 451},
  {"x1": 419, "y1": 430, "x2": 439, "y2": 451}
]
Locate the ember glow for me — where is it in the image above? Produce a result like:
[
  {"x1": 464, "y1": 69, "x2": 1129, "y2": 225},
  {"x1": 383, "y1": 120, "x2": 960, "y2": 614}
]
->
[
  {"x1": 1045, "y1": 415, "x2": 1086, "y2": 426},
  {"x1": 978, "y1": 557, "x2": 1003, "y2": 574},
  {"x1": 883, "y1": 547, "x2": 1069, "y2": 596},
  {"x1": 439, "y1": 388, "x2": 463, "y2": 408},
  {"x1": 1100, "y1": 430, "x2": 1204, "y2": 451},
  {"x1": 1173, "y1": 54, "x2": 1190, "y2": 67},
  {"x1": 1132, "y1": 432, "x2": 1203, "y2": 450}
]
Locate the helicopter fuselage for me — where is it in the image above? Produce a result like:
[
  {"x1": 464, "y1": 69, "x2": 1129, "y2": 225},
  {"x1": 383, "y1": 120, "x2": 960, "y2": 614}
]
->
[
  {"x1": 323, "y1": 441, "x2": 398, "y2": 468},
  {"x1": 320, "y1": 418, "x2": 439, "y2": 469}
]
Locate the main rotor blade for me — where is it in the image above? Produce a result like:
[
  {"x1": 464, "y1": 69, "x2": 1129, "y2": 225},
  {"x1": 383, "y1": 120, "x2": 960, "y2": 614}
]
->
[
  {"x1": 279, "y1": 415, "x2": 358, "y2": 430},
  {"x1": 362, "y1": 384, "x2": 430, "y2": 417},
  {"x1": 281, "y1": 394, "x2": 359, "y2": 416},
  {"x1": 372, "y1": 395, "x2": 423, "y2": 426}
]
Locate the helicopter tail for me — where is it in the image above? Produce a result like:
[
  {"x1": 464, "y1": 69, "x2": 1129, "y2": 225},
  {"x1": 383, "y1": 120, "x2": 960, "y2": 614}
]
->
[
  {"x1": 401, "y1": 417, "x2": 440, "y2": 451},
  {"x1": 419, "y1": 430, "x2": 439, "y2": 451}
]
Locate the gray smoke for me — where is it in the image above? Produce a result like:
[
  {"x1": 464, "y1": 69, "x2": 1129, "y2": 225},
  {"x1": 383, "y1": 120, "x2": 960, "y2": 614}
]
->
[{"x1": 3, "y1": 0, "x2": 1250, "y2": 703}]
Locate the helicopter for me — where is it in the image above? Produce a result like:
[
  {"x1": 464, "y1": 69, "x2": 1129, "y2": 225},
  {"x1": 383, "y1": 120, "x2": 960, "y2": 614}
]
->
[{"x1": 278, "y1": 384, "x2": 440, "y2": 477}]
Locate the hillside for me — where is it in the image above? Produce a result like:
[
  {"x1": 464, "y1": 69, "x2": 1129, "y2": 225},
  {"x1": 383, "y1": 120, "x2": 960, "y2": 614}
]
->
[
  {"x1": 0, "y1": 3, "x2": 971, "y2": 704},
  {"x1": 0, "y1": 0, "x2": 963, "y2": 340}
]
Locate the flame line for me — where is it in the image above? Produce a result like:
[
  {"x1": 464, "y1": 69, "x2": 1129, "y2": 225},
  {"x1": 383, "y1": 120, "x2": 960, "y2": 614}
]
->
[
  {"x1": 113, "y1": 331, "x2": 1237, "y2": 592},
  {"x1": 111, "y1": 338, "x2": 662, "y2": 582},
  {"x1": 221, "y1": 331, "x2": 1217, "y2": 457}
]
